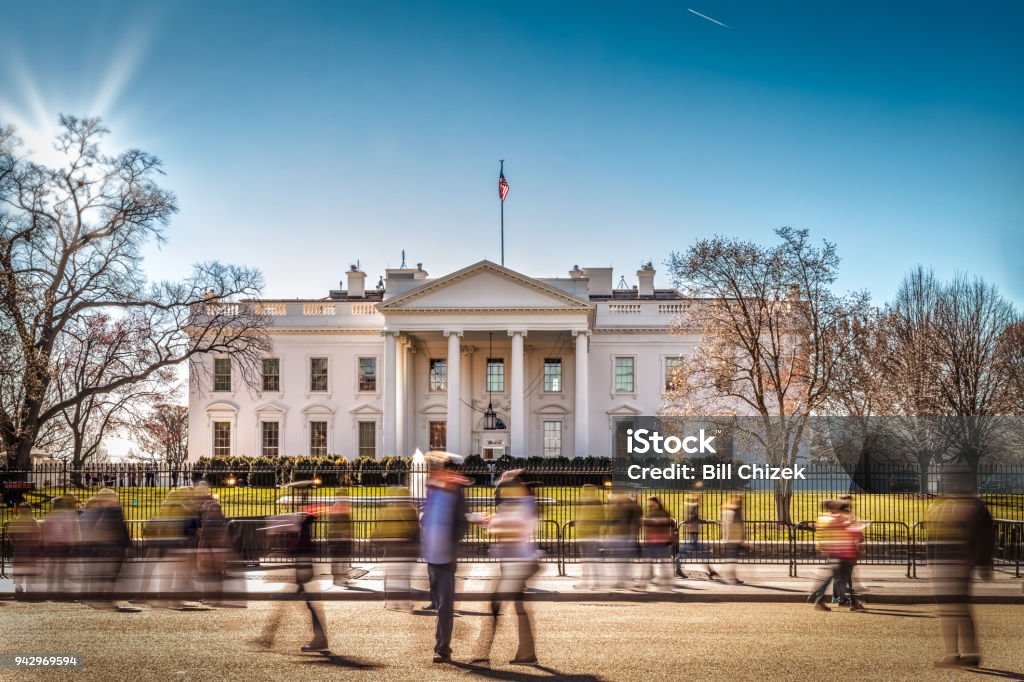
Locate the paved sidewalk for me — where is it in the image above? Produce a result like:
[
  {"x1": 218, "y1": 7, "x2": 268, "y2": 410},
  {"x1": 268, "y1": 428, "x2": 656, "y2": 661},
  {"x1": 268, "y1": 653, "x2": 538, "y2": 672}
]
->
[{"x1": 3, "y1": 562, "x2": 1022, "y2": 603}]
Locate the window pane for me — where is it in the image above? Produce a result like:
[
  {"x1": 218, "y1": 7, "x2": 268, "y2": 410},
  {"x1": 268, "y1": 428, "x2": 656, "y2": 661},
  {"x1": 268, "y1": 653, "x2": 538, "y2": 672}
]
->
[
  {"x1": 310, "y1": 421, "x2": 328, "y2": 456},
  {"x1": 262, "y1": 358, "x2": 280, "y2": 392},
  {"x1": 310, "y1": 357, "x2": 328, "y2": 392},
  {"x1": 664, "y1": 357, "x2": 682, "y2": 391},
  {"x1": 614, "y1": 357, "x2": 635, "y2": 393},
  {"x1": 486, "y1": 358, "x2": 504, "y2": 392},
  {"x1": 213, "y1": 358, "x2": 232, "y2": 392},
  {"x1": 261, "y1": 421, "x2": 279, "y2": 457},
  {"x1": 543, "y1": 421, "x2": 561, "y2": 457},
  {"x1": 358, "y1": 357, "x2": 377, "y2": 391},
  {"x1": 358, "y1": 421, "x2": 376, "y2": 457},
  {"x1": 429, "y1": 359, "x2": 447, "y2": 392},
  {"x1": 213, "y1": 421, "x2": 231, "y2": 456},
  {"x1": 543, "y1": 359, "x2": 562, "y2": 392}
]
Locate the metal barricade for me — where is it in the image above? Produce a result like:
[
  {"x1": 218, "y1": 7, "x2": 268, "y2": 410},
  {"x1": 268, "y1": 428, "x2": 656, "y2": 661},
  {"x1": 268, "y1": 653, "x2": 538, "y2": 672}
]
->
[{"x1": 993, "y1": 518, "x2": 1023, "y2": 578}]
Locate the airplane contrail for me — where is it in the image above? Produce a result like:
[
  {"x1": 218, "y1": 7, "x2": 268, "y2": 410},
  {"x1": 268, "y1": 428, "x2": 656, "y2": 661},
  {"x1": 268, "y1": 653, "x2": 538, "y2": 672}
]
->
[{"x1": 688, "y1": 8, "x2": 729, "y2": 28}]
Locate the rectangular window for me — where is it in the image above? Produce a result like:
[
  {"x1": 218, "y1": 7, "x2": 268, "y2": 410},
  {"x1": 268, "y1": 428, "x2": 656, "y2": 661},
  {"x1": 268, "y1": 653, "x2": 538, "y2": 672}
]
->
[
  {"x1": 213, "y1": 421, "x2": 231, "y2": 456},
  {"x1": 664, "y1": 356, "x2": 683, "y2": 391},
  {"x1": 310, "y1": 421, "x2": 328, "y2": 456},
  {"x1": 358, "y1": 357, "x2": 377, "y2": 392},
  {"x1": 358, "y1": 421, "x2": 376, "y2": 458},
  {"x1": 614, "y1": 356, "x2": 635, "y2": 393},
  {"x1": 310, "y1": 357, "x2": 329, "y2": 392},
  {"x1": 543, "y1": 421, "x2": 562, "y2": 457},
  {"x1": 486, "y1": 358, "x2": 505, "y2": 393},
  {"x1": 262, "y1": 358, "x2": 280, "y2": 392},
  {"x1": 429, "y1": 358, "x2": 447, "y2": 392},
  {"x1": 261, "y1": 421, "x2": 280, "y2": 457},
  {"x1": 213, "y1": 358, "x2": 232, "y2": 392},
  {"x1": 543, "y1": 358, "x2": 562, "y2": 392}
]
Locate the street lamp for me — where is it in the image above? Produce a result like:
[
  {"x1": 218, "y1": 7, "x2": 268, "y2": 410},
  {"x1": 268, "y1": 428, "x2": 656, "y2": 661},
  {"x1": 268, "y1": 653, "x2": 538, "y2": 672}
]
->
[{"x1": 226, "y1": 475, "x2": 236, "y2": 487}]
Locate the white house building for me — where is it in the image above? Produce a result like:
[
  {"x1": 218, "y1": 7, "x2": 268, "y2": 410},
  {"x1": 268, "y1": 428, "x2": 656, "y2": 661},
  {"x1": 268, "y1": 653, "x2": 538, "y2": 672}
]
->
[{"x1": 187, "y1": 260, "x2": 700, "y2": 461}]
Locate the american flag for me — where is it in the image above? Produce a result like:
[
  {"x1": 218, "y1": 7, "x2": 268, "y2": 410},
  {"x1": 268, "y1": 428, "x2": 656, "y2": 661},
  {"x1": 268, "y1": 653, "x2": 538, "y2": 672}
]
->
[{"x1": 498, "y1": 172, "x2": 510, "y2": 202}]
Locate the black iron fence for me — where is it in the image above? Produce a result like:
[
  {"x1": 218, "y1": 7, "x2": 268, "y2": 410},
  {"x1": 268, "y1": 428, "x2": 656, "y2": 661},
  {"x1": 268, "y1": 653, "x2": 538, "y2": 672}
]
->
[{"x1": 2, "y1": 462, "x2": 1022, "y2": 579}]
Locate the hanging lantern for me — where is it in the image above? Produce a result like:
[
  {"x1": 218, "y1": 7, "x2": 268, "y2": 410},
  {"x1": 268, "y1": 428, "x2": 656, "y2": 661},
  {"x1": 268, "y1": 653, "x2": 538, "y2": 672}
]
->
[{"x1": 484, "y1": 402, "x2": 497, "y2": 430}]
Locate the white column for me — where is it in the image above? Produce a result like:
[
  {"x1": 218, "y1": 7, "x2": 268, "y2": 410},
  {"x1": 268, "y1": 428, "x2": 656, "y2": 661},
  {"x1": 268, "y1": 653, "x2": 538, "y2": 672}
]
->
[
  {"x1": 574, "y1": 330, "x2": 590, "y2": 457},
  {"x1": 509, "y1": 329, "x2": 527, "y2": 457},
  {"x1": 396, "y1": 336, "x2": 405, "y2": 456},
  {"x1": 405, "y1": 341, "x2": 416, "y2": 454},
  {"x1": 444, "y1": 330, "x2": 462, "y2": 454},
  {"x1": 461, "y1": 346, "x2": 474, "y2": 456},
  {"x1": 383, "y1": 330, "x2": 399, "y2": 457}
]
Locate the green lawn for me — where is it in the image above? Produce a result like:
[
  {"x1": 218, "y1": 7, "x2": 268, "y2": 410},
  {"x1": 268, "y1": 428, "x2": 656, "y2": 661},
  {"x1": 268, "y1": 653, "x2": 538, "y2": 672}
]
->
[{"x1": 4, "y1": 484, "x2": 1021, "y2": 542}]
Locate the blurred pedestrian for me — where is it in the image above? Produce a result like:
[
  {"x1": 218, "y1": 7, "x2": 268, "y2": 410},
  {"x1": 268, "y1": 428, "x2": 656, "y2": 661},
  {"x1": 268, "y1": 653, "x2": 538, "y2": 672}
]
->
[
  {"x1": 808, "y1": 500, "x2": 864, "y2": 611},
  {"x1": 471, "y1": 473, "x2": 540, "y2": 668},
  {"x1": 574, "y1": 484, "x2": 604, "y2": 590},
  {"x1": 420, "y1": 454, "x2": 469, "y2": 664},
  {"x1": 928, "y1": 466, "x2": 994, "y2": 669},
  {"x1": 675, "y1": 492, "x2": 719, "y2": 580},
  {"x1": 195, "y1": 485, "x2": 241, "y2": 606},
  {"x1": 8, "y1": 504, "x2": 41, "y2": 593},
  {"x1": 373, "y1": 486, "x2": 419, "y2": 612},
  {"x1": 718, "y1": 495, "x2": 745, "y2": 585},
  {"x1": 638, "y1": 496, "x2": 674, "y2": 591},
  {"x1": 327, "y1": 489, "x2": 354, "y2": 587},
  {"x1": 42, "y1": 495, "x2": 80, "y2": 595},
  {"x1": 603, "y1": 489, "x2": 641, "y2": 589},
  {"x1": 255, "y1": 512, "x2": 331, "y2": 653},
  {"x1": 80, "y1": 488, "x2": 131, "y2": 608}
]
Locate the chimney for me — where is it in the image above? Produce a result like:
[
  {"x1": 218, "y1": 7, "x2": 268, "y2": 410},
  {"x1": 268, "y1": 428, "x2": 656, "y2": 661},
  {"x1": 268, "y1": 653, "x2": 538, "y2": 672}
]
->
[
  {"x1": 637, "y1": 262, "x2": 655, "y2": 298},
  {"x1": 583, "y1": 267, "x2": 613, "y2": 297},
  {"x1": 569, "y1": 265, "x2": 585, "y2": 279},
  {"x1": 346, "y1": 265, "x2": 366, "y2": 298}
]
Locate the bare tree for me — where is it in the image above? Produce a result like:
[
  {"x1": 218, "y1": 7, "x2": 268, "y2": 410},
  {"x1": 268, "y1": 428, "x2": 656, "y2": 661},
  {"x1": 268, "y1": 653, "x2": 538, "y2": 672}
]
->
[
  {"x1": 48, "y1": 312, "x2": 172, "y2": 472},
  {"x1": 0, "y1": 116, "x2": 269, "y2": 471},
  {"x1": 930, "y1": 274, "x2": 1021, "y2": 471},
  {"x1": 132, "y1": 402, "x2": 188, "y2": 468},
  {"x1": 664, "y1": 227, "x2": 871, "y2": 523}
]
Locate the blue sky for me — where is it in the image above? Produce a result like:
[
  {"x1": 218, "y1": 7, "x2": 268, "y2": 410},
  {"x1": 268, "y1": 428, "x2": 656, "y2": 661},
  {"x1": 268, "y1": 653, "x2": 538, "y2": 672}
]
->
[{"x1": 2, "y1": 0, "x2": 1022, "y2": 306}]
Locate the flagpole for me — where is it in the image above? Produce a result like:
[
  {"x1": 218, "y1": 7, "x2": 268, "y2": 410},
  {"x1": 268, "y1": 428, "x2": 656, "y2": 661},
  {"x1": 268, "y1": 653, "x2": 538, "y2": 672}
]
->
[{"x1": 499, "y1": 159, "x2": 505, "y2": 267}]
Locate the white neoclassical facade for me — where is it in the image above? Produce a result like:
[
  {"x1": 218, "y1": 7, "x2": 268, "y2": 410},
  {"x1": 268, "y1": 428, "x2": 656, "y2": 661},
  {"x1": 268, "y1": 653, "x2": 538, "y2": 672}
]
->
[{"x1": 187, "y1": 260, "x2": 699, "y2": 461}]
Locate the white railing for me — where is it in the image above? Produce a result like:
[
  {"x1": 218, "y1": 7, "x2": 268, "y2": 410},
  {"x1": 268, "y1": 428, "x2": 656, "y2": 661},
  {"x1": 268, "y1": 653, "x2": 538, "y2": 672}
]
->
[
  {"x1": 608, "y1": 304, "x2": 642, "y2": 314},
  {"x1": 351, "y1": 303, "x2": 377, "y2": 315},
  {"x1": 255, "y1": 303, "x2": 288, "y2": 316},
  {"x1": 302, "y1": 303, "x2": 336, "y2": 316},
  {"x1": 658, "y1": 303, "x2": 687, "y2": 315}
]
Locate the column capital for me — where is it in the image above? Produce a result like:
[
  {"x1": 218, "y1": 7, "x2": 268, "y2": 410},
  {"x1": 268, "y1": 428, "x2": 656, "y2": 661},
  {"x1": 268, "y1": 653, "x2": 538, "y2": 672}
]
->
[
  {"x1": 507, "y1": 329, "x2": 528, "y2": 337},
  {"x1": 442, "y1": 329, "x2": 464, "y2": 338},
  {"x1": 461, "y1": 345, "x2": 476, "y2": 356},
  {"x1": 571, "y1": 329, "x2": 592, "y2": 338},
  {"x1": 381, "y1": 329, "x2": 402, "y2": 338}
]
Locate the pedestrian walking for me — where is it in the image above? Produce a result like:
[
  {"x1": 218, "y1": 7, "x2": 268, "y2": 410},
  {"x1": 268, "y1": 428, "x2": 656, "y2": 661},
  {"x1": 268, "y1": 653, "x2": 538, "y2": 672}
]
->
[
  {"x1": 574, "y1": 484, "x2": 604, "y2": 590},
  {"x1": 8, "y1": 504, "x2": 41, "y2": 593},
  {"x1": 471, "y1": 472, "x2": 540, "y2": 668},
  {"x1": 638, "y1": 497, "x2": 674, "y2": 591},
  {"x1": 928, "y1": 466, "x2": 994, "y2": 669},
  {"x1": 718, "y1": 495, "x2": 745, "y2": 584},
  {"x1": 420, "y1": 454, "x2": 469, "y2": 664}
]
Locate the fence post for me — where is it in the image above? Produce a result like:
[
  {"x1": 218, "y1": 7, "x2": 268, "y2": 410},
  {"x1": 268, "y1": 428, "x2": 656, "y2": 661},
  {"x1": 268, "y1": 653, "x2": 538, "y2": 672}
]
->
[{"x1": 0, "y1": 525, "x2": 7, "y2": 578}]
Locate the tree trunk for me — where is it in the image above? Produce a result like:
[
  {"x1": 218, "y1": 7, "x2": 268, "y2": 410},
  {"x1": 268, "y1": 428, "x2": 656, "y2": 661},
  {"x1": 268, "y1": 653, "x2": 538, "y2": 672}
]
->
[{"x1": 774, "y1": 481, "x2": 794, "y2": 525}]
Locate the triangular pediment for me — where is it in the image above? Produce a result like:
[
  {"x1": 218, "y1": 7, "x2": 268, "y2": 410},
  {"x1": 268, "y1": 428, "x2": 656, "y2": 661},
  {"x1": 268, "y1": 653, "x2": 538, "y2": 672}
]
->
[{"x1": 377, "y1": 261, "x2": 592, "y2": 312}]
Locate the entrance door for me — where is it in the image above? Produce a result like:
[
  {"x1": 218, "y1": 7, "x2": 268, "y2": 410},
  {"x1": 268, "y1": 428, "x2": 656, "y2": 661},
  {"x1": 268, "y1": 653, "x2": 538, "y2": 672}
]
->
[{"x1": 429, "y1": 421, "x2": 447, "y2": 451}]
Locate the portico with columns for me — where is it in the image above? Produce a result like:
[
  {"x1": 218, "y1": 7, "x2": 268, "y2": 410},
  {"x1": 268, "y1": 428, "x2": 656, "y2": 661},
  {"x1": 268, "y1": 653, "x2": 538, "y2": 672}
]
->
[{"x1": 375, "y1": 261, "x2": 594, "y2": 458}]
